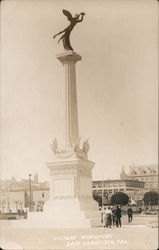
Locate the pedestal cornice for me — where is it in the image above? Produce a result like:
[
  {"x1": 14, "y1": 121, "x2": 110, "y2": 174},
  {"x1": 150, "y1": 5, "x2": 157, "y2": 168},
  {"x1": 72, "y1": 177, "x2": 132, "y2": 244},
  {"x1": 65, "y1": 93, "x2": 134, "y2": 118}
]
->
[
  {"x1": 56, "y1": 50, "x2": 82, "y2": 64},
  {"x1": 47, "y1": 158, "x2": 95, "y2": 169}
]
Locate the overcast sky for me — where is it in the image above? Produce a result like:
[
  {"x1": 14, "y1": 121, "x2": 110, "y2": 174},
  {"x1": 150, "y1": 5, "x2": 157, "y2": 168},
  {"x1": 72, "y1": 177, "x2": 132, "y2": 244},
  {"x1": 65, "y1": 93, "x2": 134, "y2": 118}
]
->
[{"x1": 1, "y1": 0, "x2": 158, "y2": 181}]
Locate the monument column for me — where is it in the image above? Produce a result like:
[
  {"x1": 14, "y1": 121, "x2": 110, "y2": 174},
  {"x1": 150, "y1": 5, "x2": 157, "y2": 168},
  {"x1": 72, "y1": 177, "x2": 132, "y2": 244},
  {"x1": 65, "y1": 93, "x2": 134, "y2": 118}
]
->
[
  {"x1": 27, "y1": 10, "x2": 101, "y2": 228},
  {"x1": 57, "y1": 51, "x2": 81, "y2": 149},
  {"x1": 27, "y1": 49, "x2": 101, "y2": 227}
]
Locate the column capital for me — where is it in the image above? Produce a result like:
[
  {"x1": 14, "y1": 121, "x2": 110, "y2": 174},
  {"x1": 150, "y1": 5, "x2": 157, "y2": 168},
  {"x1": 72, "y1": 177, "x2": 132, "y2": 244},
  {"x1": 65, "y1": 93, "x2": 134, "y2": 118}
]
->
[{"x1": 56, "y1": 51, "x2": 82, "y2": 64}]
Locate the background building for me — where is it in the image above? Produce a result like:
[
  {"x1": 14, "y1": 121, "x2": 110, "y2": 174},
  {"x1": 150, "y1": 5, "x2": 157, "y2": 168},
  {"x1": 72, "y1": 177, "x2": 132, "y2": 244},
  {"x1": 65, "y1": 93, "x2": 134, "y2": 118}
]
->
[
  {"x1": 0, "y1": 189, "x2": 50, "y2": 213},
  {"x1": 0, "y1": 174, "x2": 49, "y2": 212},
  {"x1": 92, "y1": 179, "x2": 145, "y2": 205},
  {"x1": 121, "y1": 164, "x2": 158, "y2": 191}
]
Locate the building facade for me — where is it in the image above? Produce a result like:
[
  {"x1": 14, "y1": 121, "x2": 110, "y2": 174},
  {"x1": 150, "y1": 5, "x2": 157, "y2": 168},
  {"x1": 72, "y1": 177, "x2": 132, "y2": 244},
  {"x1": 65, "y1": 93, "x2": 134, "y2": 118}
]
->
[
  {"x1": 0, "y1": 175, "x2": 50, "y2": 212},
  {"x1": 92, "y1": 179, "x2": 145, "y2": 205},
  {"x1": 120, "y1": 164, "x2": 158, "y2": 191},
  {"x1": 0, "y1": 188, "x2": 50, "y2": 213}
]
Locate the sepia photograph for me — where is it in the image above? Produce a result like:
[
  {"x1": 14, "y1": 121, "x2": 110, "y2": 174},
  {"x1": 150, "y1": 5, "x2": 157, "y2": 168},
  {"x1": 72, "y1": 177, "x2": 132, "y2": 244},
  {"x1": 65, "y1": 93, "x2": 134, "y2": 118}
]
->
[{"x1": 0, "y1": 0, "x2": 158, "y2": 249}]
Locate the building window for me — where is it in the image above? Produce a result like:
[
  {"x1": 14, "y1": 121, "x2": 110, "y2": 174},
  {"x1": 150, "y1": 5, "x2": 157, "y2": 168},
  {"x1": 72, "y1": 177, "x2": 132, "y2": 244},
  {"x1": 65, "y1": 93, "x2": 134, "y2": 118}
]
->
[
  {"x1": 42, "y1": 193, "x2": 44, "y2": 198},
  {"x1": 114, "y1": 189, "x2": 118, "y2": 193},
  {"x1": 119, "y1": 183, "x2": 124, "y2": 187},
  {"x1": 97, "y1": 190, "x2": 102, "y2": 194},
  {"x1": 109, "y1": 189, "x2": 112, "y2": 193},
  {"x1": 104, "y1": 193, "x2": 108, "y2": 198}
]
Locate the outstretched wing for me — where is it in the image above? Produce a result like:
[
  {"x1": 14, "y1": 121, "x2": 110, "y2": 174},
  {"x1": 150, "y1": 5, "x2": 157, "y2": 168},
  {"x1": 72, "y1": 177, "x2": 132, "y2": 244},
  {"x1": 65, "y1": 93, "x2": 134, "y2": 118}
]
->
[{"x1": 63, "y1": 9, "x2": 73, "y2": 21}]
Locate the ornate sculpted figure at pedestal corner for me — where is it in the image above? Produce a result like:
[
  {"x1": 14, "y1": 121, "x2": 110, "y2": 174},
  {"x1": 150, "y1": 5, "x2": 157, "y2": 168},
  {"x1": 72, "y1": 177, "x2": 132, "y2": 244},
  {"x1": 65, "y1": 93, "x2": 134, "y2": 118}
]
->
[{"x1": 53, "y1": 9, "x2": 85, "y2": 51}]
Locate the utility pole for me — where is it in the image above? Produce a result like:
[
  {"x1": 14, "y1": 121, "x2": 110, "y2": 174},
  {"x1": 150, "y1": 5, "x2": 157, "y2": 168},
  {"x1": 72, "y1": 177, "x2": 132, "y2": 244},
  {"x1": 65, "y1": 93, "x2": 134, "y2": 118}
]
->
[
  {"x1": 29, "y1": 174, "x2": 32, "y2": 212},
  {"x1": 102, "y1": 179, "x2": 104, "y2": 208}
]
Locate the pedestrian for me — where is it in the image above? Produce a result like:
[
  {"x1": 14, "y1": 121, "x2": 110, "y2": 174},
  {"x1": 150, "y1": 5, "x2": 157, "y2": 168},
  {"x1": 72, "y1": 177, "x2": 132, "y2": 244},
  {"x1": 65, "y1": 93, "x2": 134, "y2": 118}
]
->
[
  {"x1": 127, "y1": 205, "x2": 133, "y2": 222},
  {"x1": 104, "y1": 206, "x2": 112, "y2": 228},
  {"x1": 111, "y1": 206, "x2": 116, "y2": 226},
  {"x1": 99, "y1": 207, "x2": 104, "y2": 224},
  {"x1": 115, "y1": 205, "x2": 122, "y2": 227}
]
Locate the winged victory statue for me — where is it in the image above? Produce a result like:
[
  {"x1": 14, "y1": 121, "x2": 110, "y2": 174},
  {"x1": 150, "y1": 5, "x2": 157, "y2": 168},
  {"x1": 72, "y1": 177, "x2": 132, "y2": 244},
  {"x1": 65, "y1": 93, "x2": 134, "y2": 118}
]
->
[{"x1": 53, "y1": 9, "x2": 85, "y2": 51}]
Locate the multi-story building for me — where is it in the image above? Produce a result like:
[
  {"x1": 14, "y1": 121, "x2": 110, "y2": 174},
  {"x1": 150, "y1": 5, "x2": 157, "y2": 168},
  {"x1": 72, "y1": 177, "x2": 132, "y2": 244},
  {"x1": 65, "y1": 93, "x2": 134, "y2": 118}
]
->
[
  {"x1": 120, "y1": 164, "x2": 158, "y2": 191},
  {"x1": 92, "y1": 179, "x2": 145, "y2": 205},
  {"x1": 0, "y1": 174, "x2": 50, "y2": 212},
  {"x1": 0, "y1": 188, "x2": 50, "y2": 212},
  {"x1": 0, "y1": 175, "x2": 49, "y2": 191}
]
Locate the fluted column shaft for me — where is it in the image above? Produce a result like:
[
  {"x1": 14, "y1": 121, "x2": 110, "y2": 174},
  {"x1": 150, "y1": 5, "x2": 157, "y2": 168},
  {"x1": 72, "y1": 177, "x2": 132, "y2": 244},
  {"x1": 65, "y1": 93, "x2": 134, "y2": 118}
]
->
[{"x1": 56, "y1": 51, "x2": 81, "y2": 149}]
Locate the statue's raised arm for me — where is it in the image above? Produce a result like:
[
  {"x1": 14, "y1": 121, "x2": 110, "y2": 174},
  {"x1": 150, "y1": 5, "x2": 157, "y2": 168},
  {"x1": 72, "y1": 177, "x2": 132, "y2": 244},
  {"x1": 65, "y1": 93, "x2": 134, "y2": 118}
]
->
[{"x1": 53, "y1": 9, "x2": 85, "y2": 51}]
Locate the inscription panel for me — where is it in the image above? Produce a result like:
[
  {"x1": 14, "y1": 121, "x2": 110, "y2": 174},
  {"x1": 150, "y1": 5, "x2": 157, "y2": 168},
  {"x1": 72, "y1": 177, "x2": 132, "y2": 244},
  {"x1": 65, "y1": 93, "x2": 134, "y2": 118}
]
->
[{"x1": 53, "y1": 177, "x2": 74, "y2": 197}]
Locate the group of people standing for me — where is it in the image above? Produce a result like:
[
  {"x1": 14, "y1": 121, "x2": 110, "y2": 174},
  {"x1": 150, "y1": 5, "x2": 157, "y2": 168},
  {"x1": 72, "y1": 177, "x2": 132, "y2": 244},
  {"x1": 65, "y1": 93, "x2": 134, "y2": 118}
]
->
[
  {"x1": 102, "y1": 205, "x2": 133, "y2": 228},
  {"x1": 103, "y1": 205, "x2": 122, "y2": 228}
]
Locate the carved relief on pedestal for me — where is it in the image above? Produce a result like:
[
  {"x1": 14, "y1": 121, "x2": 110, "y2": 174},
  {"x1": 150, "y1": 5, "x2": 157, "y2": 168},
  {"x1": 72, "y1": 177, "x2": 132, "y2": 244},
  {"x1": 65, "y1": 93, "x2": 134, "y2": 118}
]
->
[
  {"x1": 74, "y1": 137, "x2": 90, "y2": 160},
  {"x1": 51, "y1": 137, "x2": 90, "y2": 160},
  {"x1": 51, "y1": 138, "x2": 74, "y2": 159}
]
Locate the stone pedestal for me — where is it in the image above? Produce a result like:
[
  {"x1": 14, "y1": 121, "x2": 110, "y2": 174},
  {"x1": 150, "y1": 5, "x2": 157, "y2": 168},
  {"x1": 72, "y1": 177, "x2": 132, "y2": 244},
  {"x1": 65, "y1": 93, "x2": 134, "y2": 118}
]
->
[
  {"x1": 28, "y1": 158, "x2": 101, "y2": 228},
  {"x1": 43, "y1": 158, "x2": 100, "y2": 227}
]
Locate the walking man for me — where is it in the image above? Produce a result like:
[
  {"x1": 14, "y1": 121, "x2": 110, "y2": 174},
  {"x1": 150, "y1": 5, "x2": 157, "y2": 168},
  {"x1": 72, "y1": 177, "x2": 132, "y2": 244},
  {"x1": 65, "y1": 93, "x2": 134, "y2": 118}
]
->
[
  {"x1": 115, "y1": 205, "x2": 122, "y2": 227},
  {"x1": 111, "y1": 206, "x2": 116, "y2": 226},
  {"x1": 127, "y1": 205, "x2": 133, "y2": 222}
]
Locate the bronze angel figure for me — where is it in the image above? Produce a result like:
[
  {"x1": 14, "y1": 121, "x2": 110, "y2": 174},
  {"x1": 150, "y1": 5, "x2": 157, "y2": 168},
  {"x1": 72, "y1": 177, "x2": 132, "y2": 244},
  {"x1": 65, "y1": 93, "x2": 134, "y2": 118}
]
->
[{"x1": 53, "y1": 9, "x2": 85, "y2": 51}]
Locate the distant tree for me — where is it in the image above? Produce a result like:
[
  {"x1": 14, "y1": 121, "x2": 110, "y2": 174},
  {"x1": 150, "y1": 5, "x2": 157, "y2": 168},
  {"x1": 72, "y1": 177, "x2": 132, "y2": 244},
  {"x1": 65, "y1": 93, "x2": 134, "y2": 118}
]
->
[
  {"x1": 93, "y1": 194, "x2": 102, "y2": 207},
  {"x1": 111, "y1": 192, "x2": 129, "y2": 206},
  {"x1": 143, "y1": 191, "x2": 159, "y2": 207}
]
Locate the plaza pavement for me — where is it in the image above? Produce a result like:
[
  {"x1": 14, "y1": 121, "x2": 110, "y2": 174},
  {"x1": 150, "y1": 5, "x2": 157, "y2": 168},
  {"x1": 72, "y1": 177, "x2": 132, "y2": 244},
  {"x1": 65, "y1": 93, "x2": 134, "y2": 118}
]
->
[{"x1": 0, "y1": 214, "x2": 158, "y2": 250}]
